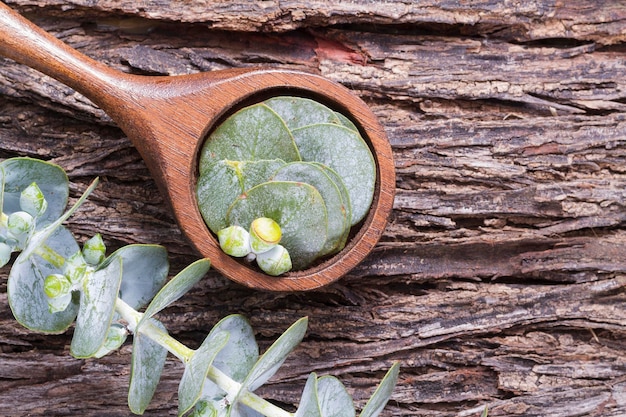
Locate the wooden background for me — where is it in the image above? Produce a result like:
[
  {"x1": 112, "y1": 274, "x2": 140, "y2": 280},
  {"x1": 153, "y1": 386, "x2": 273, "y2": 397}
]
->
[{"x1": 1, "y1": 1, "x2": 626, "y2": 415}]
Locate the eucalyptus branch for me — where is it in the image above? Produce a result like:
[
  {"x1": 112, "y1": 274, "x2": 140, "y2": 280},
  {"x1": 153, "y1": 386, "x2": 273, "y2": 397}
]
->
[{"x1": 0, "y1": 157, "x2": 399, "y2": 416}]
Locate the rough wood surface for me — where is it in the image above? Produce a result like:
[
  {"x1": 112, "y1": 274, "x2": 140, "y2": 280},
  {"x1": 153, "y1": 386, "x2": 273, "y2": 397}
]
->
[{"x1": 1, "y1": 1, "x2": 626, "y2": 416}]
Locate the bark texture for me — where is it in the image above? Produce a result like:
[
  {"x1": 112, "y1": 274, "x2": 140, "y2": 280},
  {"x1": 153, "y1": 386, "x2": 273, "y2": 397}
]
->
[{"x1": 1, "y1": 1, "x2": 626, "y2": 416}]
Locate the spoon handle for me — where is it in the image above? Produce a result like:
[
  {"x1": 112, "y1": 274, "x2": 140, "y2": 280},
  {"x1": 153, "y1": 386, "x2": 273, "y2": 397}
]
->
[{"x1": 0, "y1": 2, "x2": 127, "y2": 105}]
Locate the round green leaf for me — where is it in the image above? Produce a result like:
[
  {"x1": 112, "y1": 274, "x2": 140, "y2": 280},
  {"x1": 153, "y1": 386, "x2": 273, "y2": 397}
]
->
[
  {"x1": 103, "y1": 245, "x2": 169, "y2": 310},
  {"x1": 197, "y1": 159, "x2": 285, "y2": 234},
  {"x1": 199, "y1": 103, "x2": 300, "y2": 167},
  {"x1": 0, "y1": 157, "x2": 69, "y2": 226},
  {"x1": 313, "y1": 163, "x2": 352, "y2": 250},
  {"x1": 334, "y1": 111, "x2": 359, "y2": 132},
  {"x1": 7, "y1": 226, "x2": 80, "y2": 333},
  {"x1": 264, "y1": 96, "x2": 341, "y2": 129},
  {"x1": 292, "y1": 124, "x2": 375, "y2": 226},
  {"x1": 295, "y1": 373, "x2": 322, "y2": 417},
  {"x1": 227, "y1": 181, "x2": 328, "y2": 269},
  {"x1": 272, "y1": 162, "x2": 348, "y2": 256}
]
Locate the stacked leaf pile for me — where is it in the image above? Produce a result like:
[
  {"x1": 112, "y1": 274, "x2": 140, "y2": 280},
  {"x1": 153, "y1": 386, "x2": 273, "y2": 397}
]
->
[{"x1": 197, "y1": 96, "x2": 376, "y2": 274}]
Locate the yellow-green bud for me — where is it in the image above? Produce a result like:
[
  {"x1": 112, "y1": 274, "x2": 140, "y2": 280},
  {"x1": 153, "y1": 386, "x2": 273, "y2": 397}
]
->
[
  {"x1": 43, "y1": 273, "x2": 71, "y2": 299},
  {"x1": 249, "y1": 217, "x2": 282, "y2": 254},
  {"x1": 94, "y1": 324, "x2": 128, "y2": 358},
  {"x1": 20, "y1": 182, "x2": 48, "y2": 217},
  {"x1": 256, "y1": 244, "x2": 292, "y2": 276},
  {"x1": 83, "y1": 233, "x2": 106, "y2": 265},
  {"x1": 218, "y1": 225, "x2": 251, "y2": 257}
]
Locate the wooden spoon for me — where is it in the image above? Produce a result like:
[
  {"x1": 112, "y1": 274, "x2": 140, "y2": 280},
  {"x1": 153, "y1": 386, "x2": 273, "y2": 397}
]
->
[{"x1": 0, "y1": 3, "x2": 395, "y2": 291}]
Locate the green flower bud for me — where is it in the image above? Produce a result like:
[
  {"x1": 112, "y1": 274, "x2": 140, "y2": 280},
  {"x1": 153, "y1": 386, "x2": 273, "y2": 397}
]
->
[
  {"x1": 0, "y1": 242, "x2": 12, "y2": 268},
  {"x1": 249, "y1": 217, "x2": 282, "y2": 254},
  {"x1": 256, "y1": 244, "x2": 292, "y2": 276},
  {"x1": 64, "y1": 252, "x2": 88, "y2": 284},
  {"x1": 82, "y1": 233, "x2": 106, "y2": 265},
  {"x1": 7, "y1": 211, "x2": 34, "y2": 239},
  {"x1": 190, "y1": 399, "x2": 219, "y2": 417},
  {"x1": 19, "y1": 182, "x2": 48, "y2": 218},
  {"x1": 218, "y1": 225, "x2": 251, "y2": 257},
  {"x1": 43, "y1": 273, "x2": 71, "y2": 299}
]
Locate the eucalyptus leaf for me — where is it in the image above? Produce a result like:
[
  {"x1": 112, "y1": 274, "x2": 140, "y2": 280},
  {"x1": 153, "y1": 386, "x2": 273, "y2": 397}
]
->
[
  {"x1": 312, "y1": 163, "x2": 352, "y2": 250},
  {"x1": 71, "y1": 256, "x2": 123, "y2": 358},
  {"x1": 197, "y1": 160, "x2": 285, "y2": 233},
  {"x1": 199, "y1": 103, "x2": 300, "y2": 168},
  {"x1": 0, "y1": 157, "x2": 69, "y2": 225},
  {"x1": 210, "y1": 314, "x2": 259, "y2": 383},
  {"x1": 7, "y1": 225, "x2": 80, "y2": 333},
  {"x1": 178, "y1": 330, "x2": 229, "y2": 416},
  {"x1": 140, "y1": 258, "x2": 210, "y2": 327},
  {"x1": 292, "y1": 124, "x2": 375, "y2": 226},
  {"x1": 272, "y1": 162, "x2": 348, "y2": 256},
  {"x1": 359, "y1": 362, "x2": 400, "y2": 417},
  {"x1": 241, "y1": 316, "x2": 308, "y2": 393},
  {"x1": 264, "y1": 96, "x2": 341, "y2": 129},
  {"x1": 128, "y1": 319, "x2": 169, "y2": 415},
  {"x1": 317, "y1": 376, "x2": 355, "y2": 417},
  {"x1": 334, "y1": 112, "x2": 359, "y2": 132},
  {"x1": 102, "y1": 245, "x2": 169, "y2": 310},
  {"x1": 227, "y1": 182, "x2": 327, "y2": 269},
  {"x1": 295, "y1": 373, "x2": 322, "y2": 417}
]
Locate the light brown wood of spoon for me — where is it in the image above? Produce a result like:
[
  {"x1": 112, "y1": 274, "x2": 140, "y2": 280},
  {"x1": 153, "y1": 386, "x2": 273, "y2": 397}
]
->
[{"x1": 0, "y1": 3, "x2": 395, "y2": 291}]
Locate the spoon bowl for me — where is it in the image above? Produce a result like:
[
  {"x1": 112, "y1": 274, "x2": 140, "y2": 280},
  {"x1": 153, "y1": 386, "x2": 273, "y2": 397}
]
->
[{"x1": 0, "y1": 3, "x2": 395, "y2": 291}]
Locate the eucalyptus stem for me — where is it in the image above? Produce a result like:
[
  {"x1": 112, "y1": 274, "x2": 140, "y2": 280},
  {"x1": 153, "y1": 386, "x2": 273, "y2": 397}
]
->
[
  {"x1": 33, "y1": 243, "x2": 65, "y2": 269},
  {"x1": 115, "y1": 297, "x2": 295, "y2": 417}
]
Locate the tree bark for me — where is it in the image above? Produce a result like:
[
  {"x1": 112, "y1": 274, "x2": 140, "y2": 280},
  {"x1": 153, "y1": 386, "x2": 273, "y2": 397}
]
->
[{"x1": 1, "y1": 1, "x2": 626, "y2": 416}]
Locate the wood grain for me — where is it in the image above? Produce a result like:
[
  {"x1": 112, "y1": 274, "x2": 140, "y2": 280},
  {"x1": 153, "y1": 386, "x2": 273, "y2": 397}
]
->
[{"x1": 1, "y1": 1, "x2": 625, "y2": 416}]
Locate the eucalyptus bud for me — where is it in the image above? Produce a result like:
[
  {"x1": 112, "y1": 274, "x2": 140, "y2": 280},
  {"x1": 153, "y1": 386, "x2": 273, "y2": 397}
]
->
[
  {"x1": 0, "y1": 242, "x2": 12, "y2": 268},
  {"x1": 43, "y1": 273, "x2": 71, "y2": 299},
  {"x1": 19, "y1": 182, "x2": 48, "y2": 218},
  {"x1": 64, "y1": 252, "x2": 88, "y2": 284},
  {"x1": 249, "y1": 217, "x2": 282, "y2": 254},
  {"x1": 83, "y1": 233, "x2": 106, "y2": 265},
  {"x1": 217, "y1": 225, "x2": 251, "y2": 257},
  {"x1": 7, "y1": 211, "x2": 34, "y2": 241},
  {"x1": 256, "y1": 244, "x2": 292, "y2": 276}
]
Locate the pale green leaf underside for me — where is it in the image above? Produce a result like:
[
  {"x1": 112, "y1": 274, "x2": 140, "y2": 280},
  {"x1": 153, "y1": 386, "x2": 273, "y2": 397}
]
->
[
  {"x1": 295, "y1": 373, "x2": 322, "y2": 417},
  {"x1": 317, "y1": 376, "x2": 356, "y2": 417},
  {"x1": 227, "y1": 182, "x2": 327, "y2": 269},
  {"x1": 71, "y1": 256, "x2": 123, "y2": 358},
  {"x1": 210, "y1": 314, "x2": 259, "y2": 383},
  {"x1": 264, "y1": 96, "x2": 341, "y2": 130}
]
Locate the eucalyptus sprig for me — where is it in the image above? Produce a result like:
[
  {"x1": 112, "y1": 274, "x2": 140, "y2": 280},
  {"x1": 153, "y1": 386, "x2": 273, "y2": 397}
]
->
[{"x1": 0, "y1": 157, "x2": 399, "y2": 416}]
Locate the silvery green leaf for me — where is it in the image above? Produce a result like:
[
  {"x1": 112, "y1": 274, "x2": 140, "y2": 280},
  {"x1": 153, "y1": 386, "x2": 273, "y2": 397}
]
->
[
  {"x1": 128, "y1": 319, "x2": 168, "y2": 415},
  {"x1": 20, "y1": 182, "x2": 48, "y2": 218},
  {"x1": 178, "y1": 330, "x2": 229, "y2": 416},
  {"x1": 227, "y1": 182, "x2": 327, "y2": 269},
  {"x1": 19, "y1": 177, "x2": 98, "y2": 262},
  {"x1": 140, "y1": 258, "x2": 210, "y2": 327},
  {"x1": 264, "y1": 96, "x2": 341, "y2": 130},
  {"x1": 359, "y1": 362, "x2": 400, "y2": 417},
  {"x1": 272, "y1": 162, "x2": 349, "y2": 256},
  {"x1": 70, "y1": 256, "x2": 123, "y2": 358},
  {"x1": 295, "y1": 373, "x2": 322, "y2": 417},
  {"x1": 0, "y1": 157, "x2": 69, "y2": 226},
  {"x1": 197, "y1": 160, "x2": 286, "y2": 233},
  {"x1": 7, "y1": 225, "x2": 79, "y2": 333},
  {"x1": 317, "y1": 376, "x2": 355, "y2": 417},
  {"x1": 0, "y1": 242, "x2": 12, "y2": 268},
  {"x1": 93, "y1": 323, "x2": 128, "y2": 358},
  {"x1": 334, "y1": 112, "x2": 358, "y2": 132},
  {"x1": 210, "y1": 315, "x2": 259, "y2": 383},
  {"x1": 102, "y1": 244, "x2": 169, "y2": 310},
  {"x1": 292, "y1": 124, "x2": 375, "y2": 226},
  {"x1": 312, "y1": 163, "x2": 351, "y2": 251},
  {"x1": 199, "y1": 103, "x2": 300, "y2": 168},
  {"x1": 241, "y1": 316, "x2": 308, "y2": 393}
]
